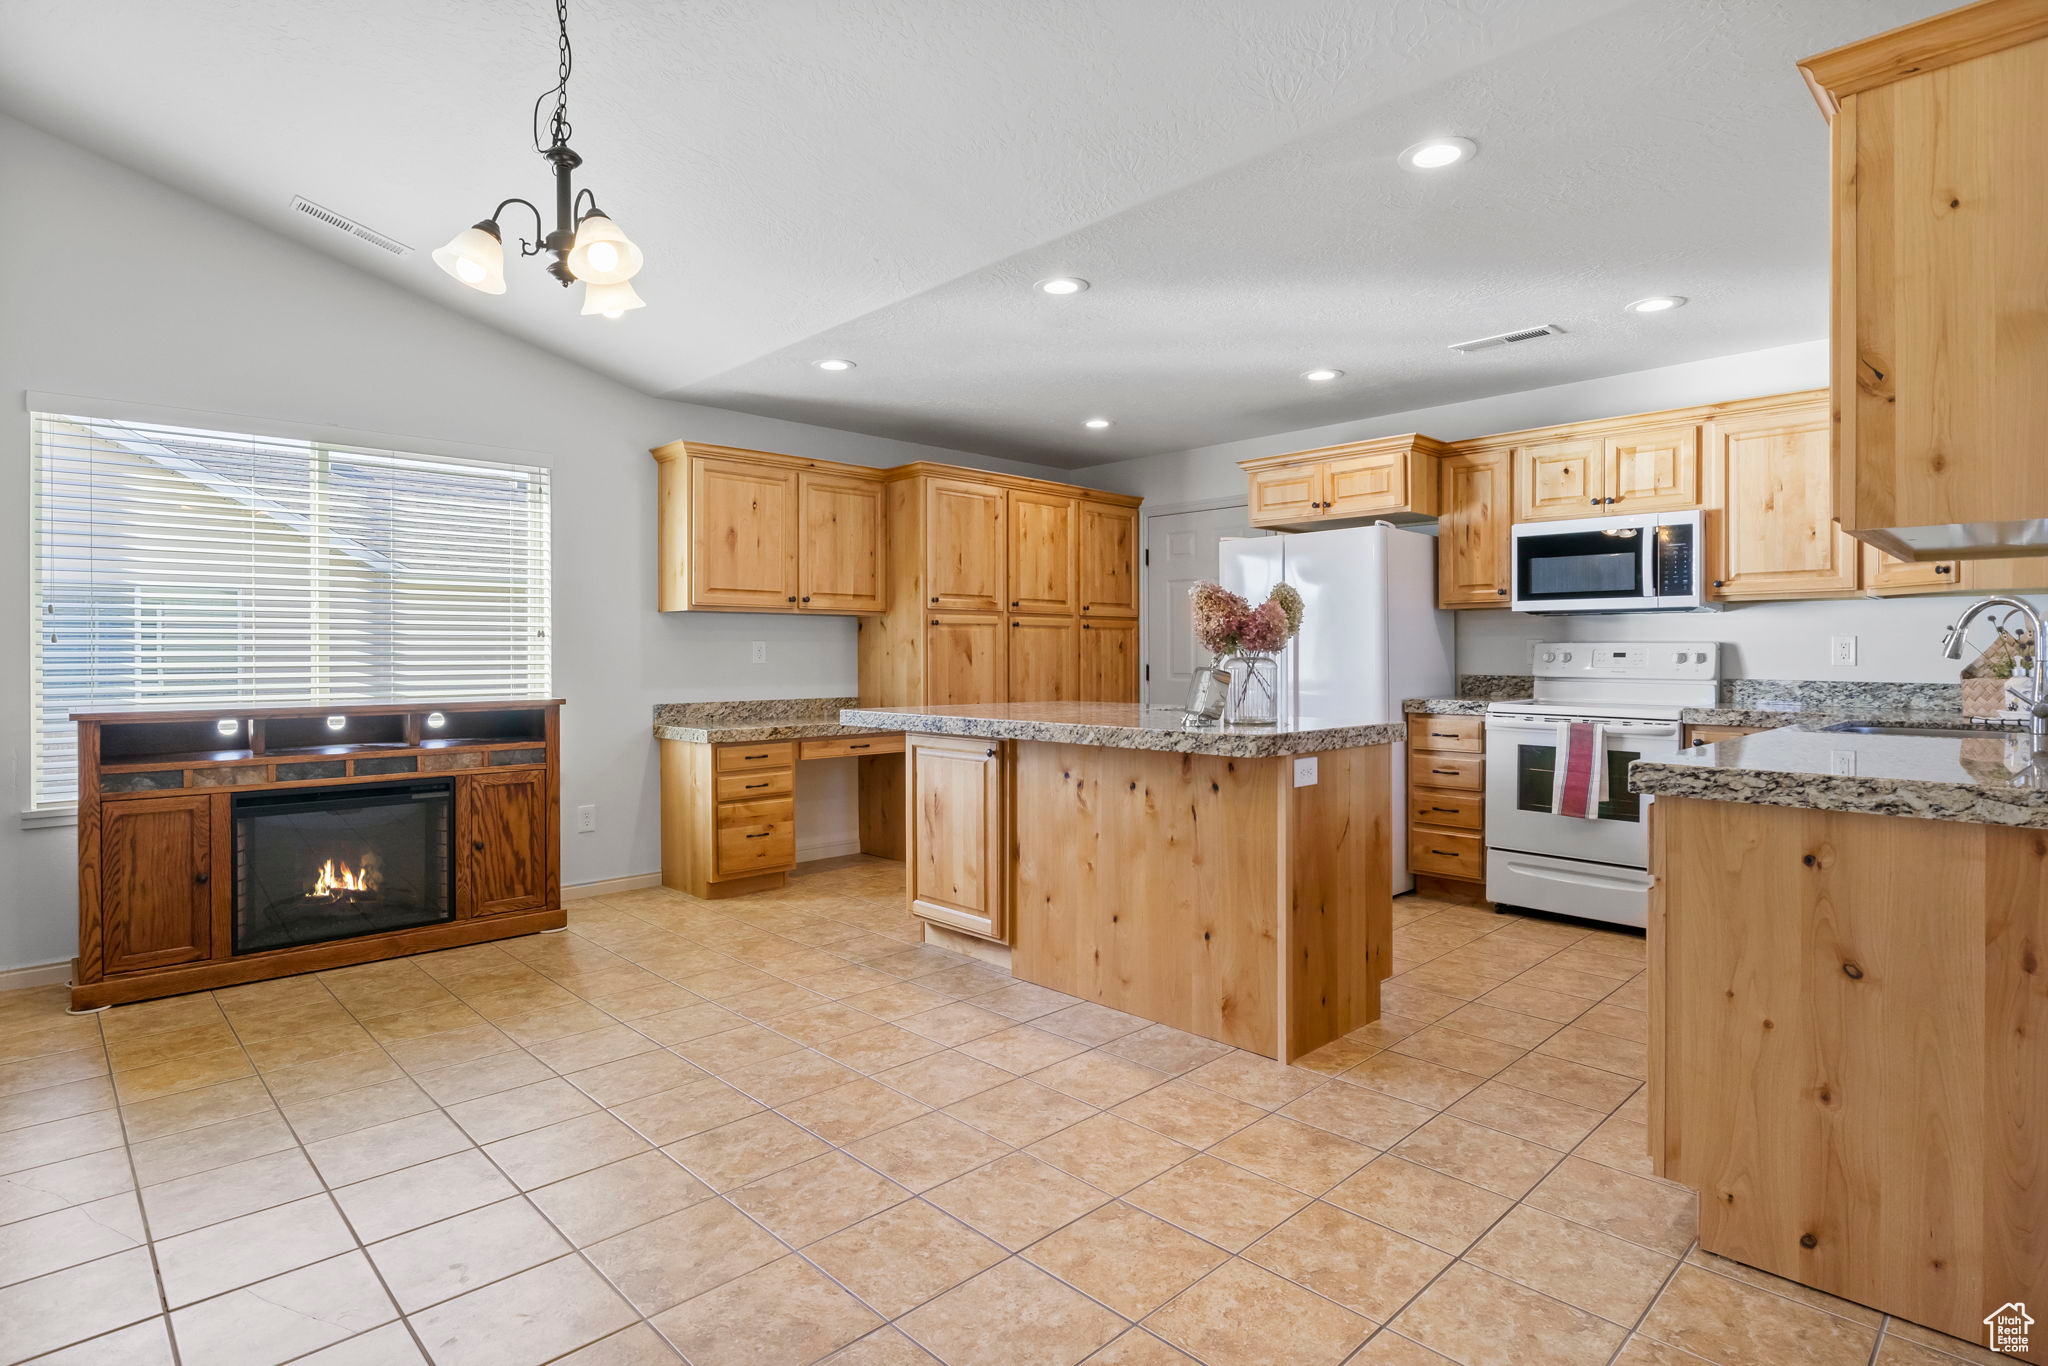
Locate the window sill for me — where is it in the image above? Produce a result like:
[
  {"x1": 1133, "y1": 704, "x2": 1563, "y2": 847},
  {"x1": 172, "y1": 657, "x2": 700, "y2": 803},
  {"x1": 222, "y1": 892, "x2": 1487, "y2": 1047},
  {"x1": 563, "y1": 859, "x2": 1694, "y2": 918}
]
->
[{"x1": 21, "y1": 806, "x2": 78, "y2": 830}]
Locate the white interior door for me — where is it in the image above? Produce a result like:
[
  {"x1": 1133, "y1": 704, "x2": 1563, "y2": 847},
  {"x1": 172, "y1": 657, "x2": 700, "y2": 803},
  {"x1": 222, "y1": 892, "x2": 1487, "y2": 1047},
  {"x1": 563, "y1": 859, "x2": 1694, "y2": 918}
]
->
[{"x1": 1143, "y1": 504, "x2": 1269, "y2": 706}]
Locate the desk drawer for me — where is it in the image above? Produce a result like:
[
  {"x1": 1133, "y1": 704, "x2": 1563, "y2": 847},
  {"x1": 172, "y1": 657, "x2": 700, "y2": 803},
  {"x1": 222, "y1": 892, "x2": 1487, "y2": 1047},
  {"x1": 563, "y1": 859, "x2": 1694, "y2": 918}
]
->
[
  {"x1": 1409, "y1": 786, "x2": 1482, "y2": 831},
  {"x1": 1407, "y1": 715, "x2": 1483, "y2": 753},
  {"x1": 1409, "y1": 751, "x2": 1483, "y2": 792},
  {"x1": 716, "y1": 802, "x2": 796, "y2": 877},
  {"x1": 1410, "y1": 827, "x2": 1484, "y2": 880},
  {"x1": 716, "y1": 742, "x2": 796, "y2": 772},
  {"x1": 799, "y1": 734, "x2": 904, "y2": 761},
  {"x1": 715, "y1": 768, "x2": 793, "y2": 801}
]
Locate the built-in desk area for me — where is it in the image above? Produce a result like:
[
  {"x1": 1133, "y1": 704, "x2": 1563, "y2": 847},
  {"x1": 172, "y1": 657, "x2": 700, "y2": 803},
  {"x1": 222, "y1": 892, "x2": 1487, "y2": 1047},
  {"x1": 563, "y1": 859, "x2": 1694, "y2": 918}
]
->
[{"x1": 654, "y1": 697, "x2": 905, "y2": 897}]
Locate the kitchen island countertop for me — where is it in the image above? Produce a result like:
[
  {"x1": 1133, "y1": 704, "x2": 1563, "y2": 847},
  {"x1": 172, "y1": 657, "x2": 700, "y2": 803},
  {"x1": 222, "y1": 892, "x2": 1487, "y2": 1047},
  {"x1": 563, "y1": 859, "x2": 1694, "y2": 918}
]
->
[{"x1": 838, "y1": 701, "x2": 1401, "y2": 757}]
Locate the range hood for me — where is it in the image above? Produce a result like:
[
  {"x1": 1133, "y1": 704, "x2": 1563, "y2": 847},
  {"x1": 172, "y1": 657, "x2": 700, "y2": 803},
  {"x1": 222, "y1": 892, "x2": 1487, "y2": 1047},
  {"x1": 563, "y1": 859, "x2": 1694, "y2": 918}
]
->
[{"x1": 1856, "y1": 520, "x2": 2048, "y2": 563}]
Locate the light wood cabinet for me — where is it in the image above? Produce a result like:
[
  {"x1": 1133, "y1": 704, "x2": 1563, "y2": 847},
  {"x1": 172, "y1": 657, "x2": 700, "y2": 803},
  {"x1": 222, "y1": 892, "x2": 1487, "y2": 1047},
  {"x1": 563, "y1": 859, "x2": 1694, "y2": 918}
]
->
[
  {"x1": 907, "y1": 734, "x2": 1009, "y2": 943},
  {"x1": 1603, "y1": 425, "x2": 1701, "y2": 513},
  {"x1": 1863, "y1": 545, "x2": 1962, "y2": 595},
  {"x1": 925, "y1": 479, "x2": 1007, "y2": 612},
  {"x1": 685, "y1": 457, "x2": 801, "y2": 610},
  {"x1": 1077, "y1": 500, "x2": 1139, "y2": 618},
  {"x1": 652, "y1": 444, "x2": 887, "y2": 615},
  {"x1": 1079, "y1": 618, "x2": 1139, "y2": 702},
  {"x1": 1514, "y1": 437, "x2": 1602, "y2": 521},
  {"x1": 1804, "y1": 3, "x2": 2048, "y2": 560},
  {"x1": 1241, "y1": 435, "x2": 1446, "y2": 530},
  {"x1": 924, "y1": 614, "x2": 1006, "y2": 706},
  {"x1": 98, "y1": 793, "x2": 214, "y2": 974},
  {"x1": 1682, "y1": 725, "x2": 1766, "y2": 749},
  {"x1": 1708, "y1": 402, "x2": 1860, "y2": 600},
  {"x1": 1008, "y1": 616, "x2": 1078, "y2": 702},
  {"x1": 459, "y1": 769, "x2": 549, "y2": 917},
  {"x1": 798, "y1": 472, "x2": 886, "y2": 612},
  {"x1": 1405, "y1": 716, "x2": 1484, "y2": 885},
  {"x1": 1436, "y1": 448, "x2": 1512, "y2": 608},
  {"x1": 1006, "y1": 490, "x2": 1075, "y2": 615}
]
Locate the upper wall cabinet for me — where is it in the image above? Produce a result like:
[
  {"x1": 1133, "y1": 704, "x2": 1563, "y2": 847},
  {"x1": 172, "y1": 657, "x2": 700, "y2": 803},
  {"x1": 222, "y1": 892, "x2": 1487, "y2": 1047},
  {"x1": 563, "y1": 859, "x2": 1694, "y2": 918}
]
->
[
  {"x1": 1706, "y1": 397, "x2": 1860, "y2": 600},
  {"x1": 1006, "y1": 489, "x2": 1075, "y2": 615},
  {"x1": 1436, "y1": 448, "x2": 1512, "y2": 609},
  {"x1": 1803, "y1": 2, "x2": 2048, "y2": 559},
  {"x1": 652, "y1": 443, "x2": 885, "y2": 614},
  {"x1": 1077, "y1": 500, "x2": 1139, "y2": 618},
  {"x1": 1514, "y1": 425, "x2": 1701, "y2": 521},
  {"x1": 1241, "y1": 435, "x2": 1448, "y2": 530},
  {"x1": 925, "y1": 478, "x2": 1008, "y2": 612}
]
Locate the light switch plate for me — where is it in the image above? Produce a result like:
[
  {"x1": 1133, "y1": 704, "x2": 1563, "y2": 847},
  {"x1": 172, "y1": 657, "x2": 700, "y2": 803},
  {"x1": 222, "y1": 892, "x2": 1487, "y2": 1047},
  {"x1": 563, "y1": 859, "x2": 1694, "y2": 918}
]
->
[{"x1": 1293, "y1": 756, "x2": 1319, "y2": 787}]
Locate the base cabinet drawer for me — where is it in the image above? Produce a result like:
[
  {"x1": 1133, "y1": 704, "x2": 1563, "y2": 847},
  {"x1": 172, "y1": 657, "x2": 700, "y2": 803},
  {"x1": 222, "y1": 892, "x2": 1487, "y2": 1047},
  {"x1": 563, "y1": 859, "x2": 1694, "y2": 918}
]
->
[
  {"x1": 798, "y1": 734, "x2": 904, "y2": 760},
  {"x1": 1410, "y1": 827, "x2": 1485, "y2": 880},
  {"x1": 716, "y1": 800, "x2": 796, "y2": 877},
  {"x1": 1409, "y1": 751, "x2": 1483, "y2": 792},
  {"x1": 715, "y1": 743, "x2": 796, "y2": 772},
  {"x1": 1409, "y1": 787, "x2": 1483, "y2": 832},
  {"x1": 1406, "y1": 715, "x2": 1483, "y2": 753},
  {"x1": 714, "y1": 768, "x2": 793, "y2": 801}
]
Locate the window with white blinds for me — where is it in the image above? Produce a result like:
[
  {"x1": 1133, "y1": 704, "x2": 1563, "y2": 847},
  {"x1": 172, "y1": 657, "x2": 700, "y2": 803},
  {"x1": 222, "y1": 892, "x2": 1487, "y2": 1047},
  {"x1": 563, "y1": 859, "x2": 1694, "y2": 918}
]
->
[{"x1": 28, "y1": 412, "x2": 552, "y2": 808}]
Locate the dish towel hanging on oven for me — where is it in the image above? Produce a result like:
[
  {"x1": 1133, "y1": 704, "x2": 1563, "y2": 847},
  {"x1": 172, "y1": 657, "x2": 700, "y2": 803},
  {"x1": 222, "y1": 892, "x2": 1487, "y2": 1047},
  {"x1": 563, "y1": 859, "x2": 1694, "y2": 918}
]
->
[{"x1": 1552, "y1": 720, "x2": 1607, "y2": 819}]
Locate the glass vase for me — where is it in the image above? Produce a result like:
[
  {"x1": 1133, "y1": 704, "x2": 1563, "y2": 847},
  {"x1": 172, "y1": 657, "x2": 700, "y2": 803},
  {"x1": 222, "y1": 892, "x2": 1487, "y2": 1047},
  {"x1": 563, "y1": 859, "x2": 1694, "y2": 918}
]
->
[
  {"x1": 1182, "y1": 655, "x2": 1231, "y2": 725},
  {"x1": 1226, "y1": 652, "x2": 1280, "y2": 727}
]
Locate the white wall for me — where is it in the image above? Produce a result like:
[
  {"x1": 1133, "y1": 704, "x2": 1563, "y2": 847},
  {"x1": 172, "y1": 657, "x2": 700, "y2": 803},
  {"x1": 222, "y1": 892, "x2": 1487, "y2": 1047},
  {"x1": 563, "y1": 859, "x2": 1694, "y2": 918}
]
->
[
  {"x1": 1079, "y1": 340, "x2": 2046, "y2": 689},
  {"x1": 0, "y1": 115, "x2": 1067, "y2": 972}
]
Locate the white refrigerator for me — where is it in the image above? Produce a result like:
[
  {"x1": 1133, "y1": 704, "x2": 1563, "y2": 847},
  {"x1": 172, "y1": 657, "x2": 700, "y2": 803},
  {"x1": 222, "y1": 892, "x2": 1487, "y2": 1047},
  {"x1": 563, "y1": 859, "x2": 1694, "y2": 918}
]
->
[{"x1": 1219, "y1": 524, "x2": 1454, "y2": 894}]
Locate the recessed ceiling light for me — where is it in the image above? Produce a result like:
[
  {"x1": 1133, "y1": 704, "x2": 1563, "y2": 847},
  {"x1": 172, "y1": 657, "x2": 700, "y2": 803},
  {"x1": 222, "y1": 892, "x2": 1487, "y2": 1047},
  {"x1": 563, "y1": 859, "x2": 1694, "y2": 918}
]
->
[
  {"x1": 814, "y1": 358, "x2": 857, "y2": 371},
  {"x1": 1624, "y1": 295, "x2": 1687, "y2": 314},
  {"x1": 1037, "y1": 277, "x2": 1090, "y2": 296},
  {"x1": 1397, "y1": 137, "x2": 1477, "y2": 171},
  {"x1": 1084, "y1": 418, "x2": 1112, "y2": 429},
  {"x1": 1302, "y1": 368, "x2": 1344, "y2": 382}
]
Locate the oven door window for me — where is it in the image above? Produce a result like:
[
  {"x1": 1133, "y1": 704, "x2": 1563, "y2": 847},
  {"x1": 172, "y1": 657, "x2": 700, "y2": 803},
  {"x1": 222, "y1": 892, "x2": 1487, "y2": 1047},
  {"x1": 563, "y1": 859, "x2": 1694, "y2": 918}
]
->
[
  {"x1": 1517, "y1": 529, "x2": 1646, "y2": 603},
  {"x1": 1512, "y1": 742, "x2": 1646, "y2": 822}
]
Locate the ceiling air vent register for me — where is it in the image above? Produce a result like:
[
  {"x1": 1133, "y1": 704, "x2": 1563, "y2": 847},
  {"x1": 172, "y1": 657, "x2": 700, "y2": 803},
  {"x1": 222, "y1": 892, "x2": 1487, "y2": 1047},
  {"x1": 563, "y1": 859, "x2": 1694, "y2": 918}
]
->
[
  {"x1": 290, "y1": 197, "x2": 412, "y2": 257},
  {"x1": 1448, "y1": 324, "x2": 1565, "y2": 354}
]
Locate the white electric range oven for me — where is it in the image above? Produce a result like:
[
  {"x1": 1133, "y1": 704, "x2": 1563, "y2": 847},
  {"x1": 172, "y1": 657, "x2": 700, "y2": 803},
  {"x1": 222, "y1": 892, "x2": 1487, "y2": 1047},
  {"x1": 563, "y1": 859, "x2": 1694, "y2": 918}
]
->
[{"x1": 1484, "y1": 642, "x2": 1720, "y2": 928}]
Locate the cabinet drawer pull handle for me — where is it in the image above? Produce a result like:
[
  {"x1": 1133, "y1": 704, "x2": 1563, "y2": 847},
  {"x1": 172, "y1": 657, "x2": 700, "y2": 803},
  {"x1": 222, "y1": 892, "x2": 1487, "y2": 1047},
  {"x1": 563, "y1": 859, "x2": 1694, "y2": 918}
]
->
[
  {"x1": 1431, "y1": 806, "x2": 1458, "y2": 813},
  {"x1": 1430, "y1": 731, "x2": 1457, "y2": 738},
  {"x1": 849, "y1": 743, "x2": 870, "y2": 750},
  {"x1": 1428, "y1": 849, "x2": 1460, "y2": 858},
  {"x1": 744, "y1": 781, "x2": 769, "y2": 789},
  {"x1": 1431, "y1": 768, "x2": 1458, "y2": 775},
  {"x1": 194, "y1": 871, "x2": 209, "y2": 885},
  {"x1": 745, "y1": 832, "x2": 769, "y2": 839},
  {"x1": 743, "y1": 753, "x2": 769, "y2": 760}
]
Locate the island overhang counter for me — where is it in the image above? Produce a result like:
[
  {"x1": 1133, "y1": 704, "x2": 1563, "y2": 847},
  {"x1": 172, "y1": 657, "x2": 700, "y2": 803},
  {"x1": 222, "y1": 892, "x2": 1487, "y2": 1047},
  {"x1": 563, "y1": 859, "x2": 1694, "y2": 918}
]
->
[{"x1": 840, "y1": 702, "x2": 1404, "y2": 1063}]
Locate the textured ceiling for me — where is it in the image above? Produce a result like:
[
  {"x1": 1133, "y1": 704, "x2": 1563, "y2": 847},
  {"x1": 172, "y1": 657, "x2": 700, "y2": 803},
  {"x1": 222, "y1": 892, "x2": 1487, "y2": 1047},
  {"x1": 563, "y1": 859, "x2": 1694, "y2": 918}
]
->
[{"x1": 0, "y1": 0, "x2": 1949, "y2": 466}]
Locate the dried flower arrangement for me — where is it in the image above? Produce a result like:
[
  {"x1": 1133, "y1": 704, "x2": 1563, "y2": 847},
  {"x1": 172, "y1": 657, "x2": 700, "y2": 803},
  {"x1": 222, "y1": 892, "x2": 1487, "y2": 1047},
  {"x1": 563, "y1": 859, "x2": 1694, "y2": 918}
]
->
[{"x1": 1190, "y1": 580, "x2": 1305, "y2": 657}]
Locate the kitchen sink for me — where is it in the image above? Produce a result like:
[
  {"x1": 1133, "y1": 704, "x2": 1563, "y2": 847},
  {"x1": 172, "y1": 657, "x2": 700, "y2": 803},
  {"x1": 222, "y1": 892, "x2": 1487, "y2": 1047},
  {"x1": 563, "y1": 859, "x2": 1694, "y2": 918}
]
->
[{"x1": 1826, "y1": 723, "x2": 2019, "y2": 739}]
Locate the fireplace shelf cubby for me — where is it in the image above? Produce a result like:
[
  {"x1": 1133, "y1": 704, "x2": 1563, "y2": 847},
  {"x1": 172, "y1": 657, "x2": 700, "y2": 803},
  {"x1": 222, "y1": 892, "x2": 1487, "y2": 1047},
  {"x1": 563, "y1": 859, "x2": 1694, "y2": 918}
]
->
[{"x1": 70, "y1": 699, "x2": 564, "y2": 1011}]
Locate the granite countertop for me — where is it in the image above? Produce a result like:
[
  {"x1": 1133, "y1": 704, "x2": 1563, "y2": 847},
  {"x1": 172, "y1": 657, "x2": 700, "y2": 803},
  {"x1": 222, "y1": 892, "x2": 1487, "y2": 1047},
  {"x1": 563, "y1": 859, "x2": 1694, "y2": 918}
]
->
[
  {"x1": 1631, "y1": 725, "x2": 2048, "y2": 828},
  {"x1": 837, "y1": 702, "x2": 1404, "y2": 757},
  {"x1": 653, "y1": 697, "x2": 900, "y2": 744}
]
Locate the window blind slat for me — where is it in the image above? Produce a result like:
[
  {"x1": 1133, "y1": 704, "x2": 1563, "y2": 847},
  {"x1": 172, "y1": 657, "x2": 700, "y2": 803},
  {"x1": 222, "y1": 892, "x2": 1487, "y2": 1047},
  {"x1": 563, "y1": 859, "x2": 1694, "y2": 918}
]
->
[{"x1": 27, "y1": 412, "x2": 552, "y2": 808}]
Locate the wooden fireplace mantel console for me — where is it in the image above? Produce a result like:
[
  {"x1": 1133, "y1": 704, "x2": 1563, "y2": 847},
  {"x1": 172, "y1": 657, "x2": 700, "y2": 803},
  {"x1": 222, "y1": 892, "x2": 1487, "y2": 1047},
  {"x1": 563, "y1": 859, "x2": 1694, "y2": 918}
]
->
[{"x1": 69, "y1": 699, "x2": 565, "y2": 1011}]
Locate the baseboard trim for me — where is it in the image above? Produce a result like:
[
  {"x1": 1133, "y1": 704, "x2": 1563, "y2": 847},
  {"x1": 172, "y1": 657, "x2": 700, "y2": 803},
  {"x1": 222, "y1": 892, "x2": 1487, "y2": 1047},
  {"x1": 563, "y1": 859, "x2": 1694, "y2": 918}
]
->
[
  {"x1": 0, "y1": 960, "x2": 72, "y2": 992},
  {"x1": 797, "y1": 838, "x2": 865, "y2": 863},
  {"x1": 562, "y1": 873, "x2": 663, "y2": 902}
]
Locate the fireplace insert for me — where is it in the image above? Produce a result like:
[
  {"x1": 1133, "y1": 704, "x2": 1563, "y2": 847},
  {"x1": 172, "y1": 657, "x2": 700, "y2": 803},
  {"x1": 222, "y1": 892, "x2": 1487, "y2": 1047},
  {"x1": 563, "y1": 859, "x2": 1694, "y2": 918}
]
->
[{"x1": 232, "y1": 778, "x2": 456, "y2": 954}]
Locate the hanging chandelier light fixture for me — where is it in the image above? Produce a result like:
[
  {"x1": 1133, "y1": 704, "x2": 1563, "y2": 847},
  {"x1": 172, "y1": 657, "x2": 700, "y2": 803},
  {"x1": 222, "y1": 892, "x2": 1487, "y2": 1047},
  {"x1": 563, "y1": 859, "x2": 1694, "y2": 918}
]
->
[{"x1": 432, "y1": 0, "x2": 646, "y2": 317}]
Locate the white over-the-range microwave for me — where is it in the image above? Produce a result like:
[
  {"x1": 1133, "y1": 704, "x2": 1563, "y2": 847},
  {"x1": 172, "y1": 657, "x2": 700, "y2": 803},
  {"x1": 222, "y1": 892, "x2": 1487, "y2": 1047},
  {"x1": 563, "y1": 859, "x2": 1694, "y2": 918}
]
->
[{"x1": 1510, "y1": 509, "x2": 1707, "y2": 614}]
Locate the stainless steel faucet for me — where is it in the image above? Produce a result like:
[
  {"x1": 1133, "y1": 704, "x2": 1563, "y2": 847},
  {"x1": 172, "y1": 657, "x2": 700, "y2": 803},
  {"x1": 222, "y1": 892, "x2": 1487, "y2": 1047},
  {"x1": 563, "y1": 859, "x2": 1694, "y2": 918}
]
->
[{"x1": 1942, "y1": 596, "x2": 2048, "y2": 750}]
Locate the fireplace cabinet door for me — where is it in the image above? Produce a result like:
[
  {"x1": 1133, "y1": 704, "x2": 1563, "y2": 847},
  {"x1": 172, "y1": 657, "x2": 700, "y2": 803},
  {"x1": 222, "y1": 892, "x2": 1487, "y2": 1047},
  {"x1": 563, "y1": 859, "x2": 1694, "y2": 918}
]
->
[
  {"x1": 458, "y1": 770, "x2": 549, "y2": 916},
  {"x1": 98, "y1": 794, "x2": 214, "y2": 973}
]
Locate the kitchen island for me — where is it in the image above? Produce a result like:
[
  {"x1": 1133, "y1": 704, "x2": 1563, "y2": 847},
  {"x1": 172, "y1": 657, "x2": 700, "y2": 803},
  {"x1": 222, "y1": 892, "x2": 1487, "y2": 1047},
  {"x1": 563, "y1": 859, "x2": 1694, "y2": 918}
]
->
[
  {"x1": 1632, "y1": 727, "x2": 2046, "y2": 1361},
  {"x1": 838, "y1": 702, "x2": 1403, "y2": 1063}
]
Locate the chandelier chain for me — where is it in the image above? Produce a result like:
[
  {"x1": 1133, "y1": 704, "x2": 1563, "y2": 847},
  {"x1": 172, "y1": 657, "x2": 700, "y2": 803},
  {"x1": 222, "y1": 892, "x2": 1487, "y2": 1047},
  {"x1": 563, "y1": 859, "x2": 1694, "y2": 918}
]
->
[{"x1": 532, "y1": 0, "x2": 574, "y2": 154}]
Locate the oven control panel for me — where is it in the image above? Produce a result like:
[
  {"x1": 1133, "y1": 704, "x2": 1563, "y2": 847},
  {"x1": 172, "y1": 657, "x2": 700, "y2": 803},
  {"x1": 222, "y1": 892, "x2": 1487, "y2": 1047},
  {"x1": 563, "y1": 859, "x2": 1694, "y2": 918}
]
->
[{"x1": 1530, "y1": 641, "x2": 1720, "y2": 681}]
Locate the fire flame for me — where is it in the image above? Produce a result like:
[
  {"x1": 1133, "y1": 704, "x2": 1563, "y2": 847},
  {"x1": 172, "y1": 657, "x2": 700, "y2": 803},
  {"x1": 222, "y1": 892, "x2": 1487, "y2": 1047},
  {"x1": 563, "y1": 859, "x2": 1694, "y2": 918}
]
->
[{"x1": 311, "y1": 858, "x2": 372, "y2": 898}]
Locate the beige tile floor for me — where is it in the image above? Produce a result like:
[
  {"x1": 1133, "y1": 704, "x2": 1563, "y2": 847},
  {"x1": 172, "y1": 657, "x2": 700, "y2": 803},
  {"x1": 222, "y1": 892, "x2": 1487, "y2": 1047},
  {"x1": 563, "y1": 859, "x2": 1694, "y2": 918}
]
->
[{"x1": 0, "y1": 856, "x2": 2014, "y2": 1366}]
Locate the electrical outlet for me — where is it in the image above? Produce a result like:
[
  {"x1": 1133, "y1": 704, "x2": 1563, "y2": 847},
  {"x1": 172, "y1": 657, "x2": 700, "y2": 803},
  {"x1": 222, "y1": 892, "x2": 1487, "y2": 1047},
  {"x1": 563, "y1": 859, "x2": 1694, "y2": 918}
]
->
[
  {"x1": 1829, "y1": 750, "x2": 1857, "y2": 776},
  {"x1": 1293, "y1": 756, "x2": 1319, "y2": 787},
  {"x1": 750, "y1": 641, "x2": 767, "y2": 664},
  {"x1": 575, "y1": 803, "x2": 597, "y2": 833},
  {"x1": 1830, "y1": 635, "x2": 1857, "y2": 667}
]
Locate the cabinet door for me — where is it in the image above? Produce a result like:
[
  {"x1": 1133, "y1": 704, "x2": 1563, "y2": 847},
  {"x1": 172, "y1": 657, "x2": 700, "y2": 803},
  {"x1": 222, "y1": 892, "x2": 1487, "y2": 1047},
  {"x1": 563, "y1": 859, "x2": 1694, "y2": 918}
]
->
[
  {"x1": 907, "y1": 735, "x2": 1008, "y2": 942},
  {"x1": 1248, "y1": 464, "x2": 1324, "y2": 527},
  {"x1": 1007, "y1": 616, "x2": 1078, "y2": 702},
  {"x1": 1437, "y1": 448, "x2": 1512, "y2": 608},
  {"x1": 1077, "y1": 501, "x2": 1139, "y2": 618},
  {"x1": 798, "y1": 473, "x2": 886, "y2": 613},
  {"x1": 1862, "y1": 544, "x2": 1962, "y2": 595},
  {"x1": 924, "y1": 613, "x2": 1006, "y2": 705},
  {"x1": 460, "y1": 769, "x2": 549, "y2": 916},
  {"x1": 1005, "y1": 490, "x2": 1076, "y2": 615},
  {"x1": 924, "y1": 479, "x2": 1006, "y2": 611},
  {"x1": 1078, "y1": 618, "x2": 1139, "y2": 702},
  {"x1": 1513, "y1": 439, "x2": 1602, "y2": 521},
  {"x1": 689, "y1": 457, "x2": 799, "y2": 610},
  {"x1": 98, "y1": 794, "x2": 213, "y2": 974},
  {"x1": 1321, "y1": 452, "x2": 1407, "y2": 517},
  {"x1": 1712, "y1": 407, "x2": 1860, "y2": 599},
  {"x1": 1603, "y1": 424, "x2": 1701, "y2": 513}
]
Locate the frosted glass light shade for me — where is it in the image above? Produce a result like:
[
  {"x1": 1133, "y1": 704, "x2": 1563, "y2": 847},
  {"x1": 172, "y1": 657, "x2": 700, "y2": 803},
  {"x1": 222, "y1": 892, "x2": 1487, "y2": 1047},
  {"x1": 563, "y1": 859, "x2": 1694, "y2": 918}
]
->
[
  {"x1": 581, "y1": 277, "x2": 646, "y2": 318},
  {"x1": 431, "y1": 224, "x2": 506, "y2": 294},
  {"x1": 566, "y1": 214, "x2": 643, "y2": 284}
]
